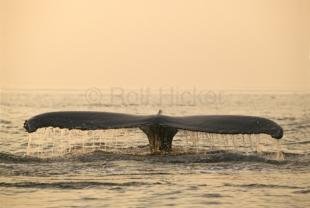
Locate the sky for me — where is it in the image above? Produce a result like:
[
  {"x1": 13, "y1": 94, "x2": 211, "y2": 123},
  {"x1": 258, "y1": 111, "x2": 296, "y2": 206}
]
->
[{"x1": 1, "y1": 0, "x2": 309, "y2": 91}]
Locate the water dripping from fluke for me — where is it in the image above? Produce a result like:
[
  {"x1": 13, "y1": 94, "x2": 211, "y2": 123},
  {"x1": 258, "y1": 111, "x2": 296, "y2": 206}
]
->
[
  {"x1": 23, "y1": 111, "x2": 285, "y2": 161},
  {"x1": 24, "y1": 127, "x2": 286, "y2": 162}
]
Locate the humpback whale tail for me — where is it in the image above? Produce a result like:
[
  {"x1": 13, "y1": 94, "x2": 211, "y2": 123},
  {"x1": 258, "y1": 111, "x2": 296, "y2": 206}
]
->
[{"x1": 24, "y1": 111, "x2": 283, "y2": 153}]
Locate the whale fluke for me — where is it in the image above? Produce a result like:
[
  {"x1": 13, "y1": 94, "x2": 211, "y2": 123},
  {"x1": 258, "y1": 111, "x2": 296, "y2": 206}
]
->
[{"x1": 24, "y1": 111, "x2": 283, "y2": 153}]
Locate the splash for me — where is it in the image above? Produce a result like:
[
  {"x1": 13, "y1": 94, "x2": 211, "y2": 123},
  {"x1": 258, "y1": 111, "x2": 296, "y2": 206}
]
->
[{"x1": 25, "y1": 128, "x2": 284, "y2": 159}]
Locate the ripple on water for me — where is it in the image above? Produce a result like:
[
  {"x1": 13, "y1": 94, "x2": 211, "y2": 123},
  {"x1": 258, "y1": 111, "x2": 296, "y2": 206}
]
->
[
  {"x1": 0, "y1": 181, "x2": 151, "y2": 189},
  {"x1": 0, "y1": 150, "x2": 309, "y2": 165}
]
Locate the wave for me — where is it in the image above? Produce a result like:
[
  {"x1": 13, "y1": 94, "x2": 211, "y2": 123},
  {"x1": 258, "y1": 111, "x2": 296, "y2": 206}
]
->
[
  {"x1": 0, "y1": 181, "x2": 152, "y2": 189},
  {"x1": 223, "y1": 183, "x2": 307, "y2": 190},
  {"x1": 0, "y1": 119, "x2": 11, "y2": 125},
  {"x1": 0, "y1": 150, "x2": 309, "y2": 165},
  {"x1": 293, "y1": 189, "x2": 310, "y2": 194},
  {"x1": 286, "y1": 140, "x2": 310, "y2": 145},
  {"x1": 0, "y1": 152, "x2": 44, "y2": 163}
]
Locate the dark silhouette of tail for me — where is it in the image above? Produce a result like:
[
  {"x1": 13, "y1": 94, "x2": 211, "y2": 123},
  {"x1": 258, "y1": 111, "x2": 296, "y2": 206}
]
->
[{"x1": 24, "y1": 111, "x2": 283, "y2": 153}]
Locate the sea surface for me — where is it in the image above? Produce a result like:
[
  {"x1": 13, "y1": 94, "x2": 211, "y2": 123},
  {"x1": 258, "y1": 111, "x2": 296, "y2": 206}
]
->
[{"x1": 0, "y1": 89, "x2": 309, "y2": 207}]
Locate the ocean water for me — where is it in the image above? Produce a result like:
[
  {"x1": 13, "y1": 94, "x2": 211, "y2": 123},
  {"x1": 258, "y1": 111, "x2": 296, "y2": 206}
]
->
[{"x1": 0, "y1": 89, "x2": 309, "y2": 207}]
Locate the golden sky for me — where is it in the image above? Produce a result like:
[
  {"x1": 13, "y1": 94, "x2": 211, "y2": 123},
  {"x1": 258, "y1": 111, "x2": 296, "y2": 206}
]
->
[{"x1": 1, "y1": 0, "x2": 309, "y2": 90}]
